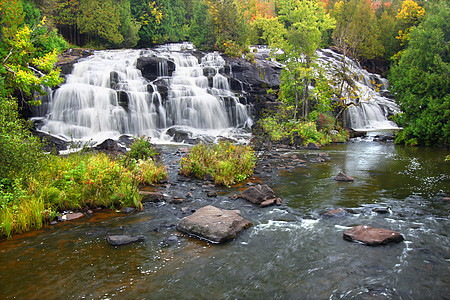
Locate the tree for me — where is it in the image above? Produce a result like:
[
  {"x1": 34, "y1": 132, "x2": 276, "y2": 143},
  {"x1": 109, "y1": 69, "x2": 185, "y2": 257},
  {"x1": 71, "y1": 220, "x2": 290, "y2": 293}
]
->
[
  {"x1": 0, "y1": 0, "x2": 63, "y2": 181},
  {"x1": 77, "y1": 0, "x2": 123, "y2": 46},
  {"x1": 190, "y1": 0, "x2": 215, "y2": 50},
  {"x1": 205, "y1": 0, "x2": 251, "y2": 55},
  {"x1": 392, "y1": 0, "x2": 425, "y2": 60},
  {"x1": 389, "y1": 0, "x2": 449, "y2": 146},
  {"x1": 263, "y1": 0, "x2": 335, "y2": 119},
  {"x1": 331, "y1": 0, "x2": 383, "y2": 61},
  {"x1": 1, "y1": 0, "x2": 62, "y2": 100},
  {"x1": 53, "y1": 0, "x2": 81, "y2": 45}
]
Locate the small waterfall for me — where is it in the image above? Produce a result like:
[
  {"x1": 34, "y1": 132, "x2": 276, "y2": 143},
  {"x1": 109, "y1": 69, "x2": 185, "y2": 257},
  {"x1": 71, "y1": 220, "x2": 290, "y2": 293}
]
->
[
  {"x1": 317, "y1": 49, "x2": 400, "y2": 131},
  {"x1": 36, "y1": 46, "x2": 253, "y2": 142}
]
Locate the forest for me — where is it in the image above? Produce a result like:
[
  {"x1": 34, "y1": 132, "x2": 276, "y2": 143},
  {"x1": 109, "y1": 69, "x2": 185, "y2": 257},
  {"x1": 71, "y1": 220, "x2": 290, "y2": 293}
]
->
[{"x1": 0, "y1": 0, "x2": 448, "y2": 237}]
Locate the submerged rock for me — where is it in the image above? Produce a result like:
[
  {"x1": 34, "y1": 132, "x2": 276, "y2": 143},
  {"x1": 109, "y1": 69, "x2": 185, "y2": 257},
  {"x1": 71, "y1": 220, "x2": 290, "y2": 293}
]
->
[
  {"x1": 334, "y1": 172, "x2": 355, "y2": 182},
  {"x1": 240, "y1": 184, "x2": 276, "y2": 205},
  {"x1": 177, "y1": 205, "x2": 251, "y2": 243},
  {"x1": 323, "y1": 208, "x2": 347, "y2": 217},
  {"x1": 140, "y1": 191, "x2": 166, "y2": 203},
  {"x1": 106, "y1": 235, "x2": 145, "y2": 246},
  {"x1": 343, "y1": 225, "x2": 404, "y2": 246},
  {"x1": 121, "y1": 207, "x2": 136, "y2": 214},
  {"x1": 59, "y1": 212, "x2": 85, "y2": 221}
]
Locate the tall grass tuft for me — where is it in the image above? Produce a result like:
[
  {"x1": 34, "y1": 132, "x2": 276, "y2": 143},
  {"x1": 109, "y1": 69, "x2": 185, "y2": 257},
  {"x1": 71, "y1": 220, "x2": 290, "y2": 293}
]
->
[{"x1": 179, "y1": 141, "x2": 256, "y2": 186}]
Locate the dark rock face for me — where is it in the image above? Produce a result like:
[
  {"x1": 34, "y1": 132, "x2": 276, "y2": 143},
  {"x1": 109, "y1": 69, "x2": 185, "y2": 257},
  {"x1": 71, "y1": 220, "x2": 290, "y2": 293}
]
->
[
  {"x1": 343, "y1": 225, "x2": 404, "y2": 246},
  {"x1": 240, "y1": 184, "x2": 276, "y2": 205},
  {"x1": 56, "y1": 49, "x2": 94, "y2": 77},
  {"x1": 334, "y1": 172, "x2": 355, "y2": 182},
  {"x1": 136, "y1": 56, "x2": 176, "y2": 81},
  {"x1": 177, "y1": 205, "x2": 252, "y2": 243},
  {"x1": 106, "y1": 235, "x2": 145, "y2": 246},
  {"x1": 224, "y1": 57, "x2": 282, "y2": 118},
  {"x1": 94, "y1": 139, "x2": 127, "y2": 154},
  {"x1": 31, "y1": 130, "x2": 68, "y2": 152}
]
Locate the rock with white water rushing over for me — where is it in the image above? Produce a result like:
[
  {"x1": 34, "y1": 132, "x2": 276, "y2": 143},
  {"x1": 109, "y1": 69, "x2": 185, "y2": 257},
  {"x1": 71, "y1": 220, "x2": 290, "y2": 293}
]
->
[
  {"x1": 177, "y1": 205, "x2": 252, "y2": 243},
  {"x1": 343, "y1": 225, "x2": 404, "y2": 246}
]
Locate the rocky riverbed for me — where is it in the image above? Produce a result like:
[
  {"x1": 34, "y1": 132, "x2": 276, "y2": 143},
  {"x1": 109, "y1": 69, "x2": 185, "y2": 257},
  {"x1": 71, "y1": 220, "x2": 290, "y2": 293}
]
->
[{"x1": 1, "y1": 140, "x2": 448, "y2": 299}]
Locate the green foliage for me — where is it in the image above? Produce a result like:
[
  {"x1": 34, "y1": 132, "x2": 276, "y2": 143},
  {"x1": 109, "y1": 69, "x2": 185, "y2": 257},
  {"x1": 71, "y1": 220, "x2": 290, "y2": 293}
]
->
[
  {"x1": 132, "y1": 0, "x2": 188, "y2": 47},
  {"x1": 331, "y1": 0, "x2": 384, "y2": 60},
  {"x1": 179, "y1": 141, "x2": 256, "y2": 186},
  {"x1": 77, "y1": 0, "x2": 123, "y2": 46},
  {"x1": 132, "y1": 159, "x2": 168, "y2": 186},
  {"x1": 0, "y1": 97, "x2": 44, "y2": 181},
  {"x1": 205, "y1": 0, "x2": 251, "y2": 56},
  {"x1": 1, "y1": 0, "x2": 63, "y2": 97},
  {"x1": 261, "y1": 0, "x2": 335, "y2": 119},
  {"x1": 38, "y1": 153, "x2": 142, "y2": 210},
  {"x1": 389, "y1": 0, "x2": 449, "y2": 146},
  {"x1": 189, "y1": 0, "x2": 216, "y2": 50},
  {"x1": 126, "y1": 136, "x2": 160, "y2": 161},
  {"x1": 259, "y1": 107, "x2": 349, "y2": 146}
]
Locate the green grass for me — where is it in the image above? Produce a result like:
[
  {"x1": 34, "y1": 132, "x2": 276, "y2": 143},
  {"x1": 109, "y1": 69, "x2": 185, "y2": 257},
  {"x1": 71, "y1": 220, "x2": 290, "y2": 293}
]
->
[
  {"x1": 179, "y1": 141, "x2": 256, "y2": 186},
  {"x1": 0, "y1": 137, "x2": 168, "y2": 239}
]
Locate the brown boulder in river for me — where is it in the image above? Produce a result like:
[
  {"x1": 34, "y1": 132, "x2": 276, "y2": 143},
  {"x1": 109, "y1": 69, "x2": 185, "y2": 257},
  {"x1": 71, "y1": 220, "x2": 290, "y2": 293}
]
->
[
  {"x1": 177, "y1": 205, "x2": 251, "y2": 243},
  {"x1": 343, "y1": 225, "x2": 404, "y2": 246}
]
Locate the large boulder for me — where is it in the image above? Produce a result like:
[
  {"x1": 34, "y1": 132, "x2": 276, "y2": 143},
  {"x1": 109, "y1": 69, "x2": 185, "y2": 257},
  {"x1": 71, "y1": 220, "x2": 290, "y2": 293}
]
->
[
  {"x1": 343, "y1": 225, "x2": 404, "y2": 246},
  {"x1": 31, "y1": 130, "x2": 68, "y2": 153},
  {"x1": 94, "y1": 139, "x2": 126, "y2": 154},
  {"x1": 177, "y1": 205, "x2": 252, "y2": 243},
  {"x1": 136, "y1": 56, "x2": 176, "y2": 81},
  {"x1": 240, "y1": 184, "x2": 276, "y2": 205}
]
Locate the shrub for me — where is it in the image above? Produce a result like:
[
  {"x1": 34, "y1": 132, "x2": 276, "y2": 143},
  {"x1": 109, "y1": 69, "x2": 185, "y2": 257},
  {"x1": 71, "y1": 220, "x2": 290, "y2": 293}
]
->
[
  {"x1": 126, "y1": 136, "x2": 159, "y2": 162},
  {"x1": 133, "y1": 159, "x2": 168, "y2": 186},
  {"x1": 0, "y1": 97, "x2": 44, "y2": 181},
  {"x1": 259, "y1": 110, "x2": 349, "y2": 146},
  {"x1": 38, "y1": 153, "x2": 142, "y2": 210},
  {"x1": 179, "y1": 141, "x2": 256, "y2": 186}
]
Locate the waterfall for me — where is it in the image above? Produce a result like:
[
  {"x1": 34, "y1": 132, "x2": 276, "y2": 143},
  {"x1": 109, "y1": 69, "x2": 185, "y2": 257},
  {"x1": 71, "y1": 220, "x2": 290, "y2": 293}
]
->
[
  {"x1": 36, "y1": 45, "x2": 252, "y2": 143},
  {"x1": 317, "y1": 49, "x2": 400, "y2": 131}
]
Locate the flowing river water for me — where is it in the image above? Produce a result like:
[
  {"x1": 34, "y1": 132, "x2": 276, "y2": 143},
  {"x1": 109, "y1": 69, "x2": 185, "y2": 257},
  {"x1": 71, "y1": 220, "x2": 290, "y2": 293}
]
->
[{"x1": 0, "y1": 138, "x2": 449, "y2": 299}]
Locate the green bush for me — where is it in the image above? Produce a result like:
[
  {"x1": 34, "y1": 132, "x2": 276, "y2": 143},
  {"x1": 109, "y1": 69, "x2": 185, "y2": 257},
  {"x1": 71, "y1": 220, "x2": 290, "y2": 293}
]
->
[
  {"x1": 126, "y1": 136, "x2": 159, "y2": 162},
  {"x1": 259, "y1": 108, "x2": 349, "y2": 146},
  {"x1": 179, "y1": 141, "x2": 256, "y2": 186},
  {"x1": 38, "y1": 153, "x2": 142, "y2": 210},
  {"x1": 133, "y1": 159, "x2": 168, "y2": 186},
  {"x1": 0, "y1": 97, "x2": 44, "y2": 181}
]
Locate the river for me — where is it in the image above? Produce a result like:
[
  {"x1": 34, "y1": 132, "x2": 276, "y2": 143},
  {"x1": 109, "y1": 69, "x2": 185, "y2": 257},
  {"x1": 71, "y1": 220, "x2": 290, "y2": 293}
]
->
[{"x1": 0, "y1": 138, "x2": 448, "y2": 299}]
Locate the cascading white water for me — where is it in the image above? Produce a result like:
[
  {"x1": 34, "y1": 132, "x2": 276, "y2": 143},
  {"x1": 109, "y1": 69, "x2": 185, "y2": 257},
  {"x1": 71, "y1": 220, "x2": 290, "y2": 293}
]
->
[
  {"x1": 38, "y1": 46, "x2": 252, "y2": 143},
  {"x1": 317, "y1": 49, "x2": 400, "y2": 131}
]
